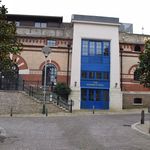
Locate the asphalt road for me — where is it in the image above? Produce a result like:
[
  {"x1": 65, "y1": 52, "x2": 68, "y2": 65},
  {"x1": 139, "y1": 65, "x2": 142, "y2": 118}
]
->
[{"x1": 0, "y1": 114, "x2": 149, "y2": 150}]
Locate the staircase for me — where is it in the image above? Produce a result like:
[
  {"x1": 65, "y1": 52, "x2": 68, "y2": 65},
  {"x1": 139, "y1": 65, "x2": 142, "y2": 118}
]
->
[
  {"x1": 23, "y1": 81, "x2": 73, "y2": 113},
  {"x1": 0, "y1": 90, "x2": 65, "y2": 115}
]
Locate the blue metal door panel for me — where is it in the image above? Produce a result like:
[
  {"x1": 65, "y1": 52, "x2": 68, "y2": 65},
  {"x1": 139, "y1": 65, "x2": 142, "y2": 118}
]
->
[
  {"x1": 80, "y1": 89, "x2": 109, "y2": 109},
  {"x1": 81, "y1": 100, "x2": 109, "y2": 109}
]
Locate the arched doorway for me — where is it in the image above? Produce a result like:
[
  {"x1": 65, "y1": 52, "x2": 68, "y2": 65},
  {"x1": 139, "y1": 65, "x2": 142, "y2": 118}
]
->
[{"x1": 42, "y1": 64, "x2": 57, "y2": 87}]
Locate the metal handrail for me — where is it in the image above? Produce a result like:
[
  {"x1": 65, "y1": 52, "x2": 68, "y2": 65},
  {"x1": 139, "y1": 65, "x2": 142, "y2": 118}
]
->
[{"x1": 22, "y1": 80, "x2": 73, "y2": 112}]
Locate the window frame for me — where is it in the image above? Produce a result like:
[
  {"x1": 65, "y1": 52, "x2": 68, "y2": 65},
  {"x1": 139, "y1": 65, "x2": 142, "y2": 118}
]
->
[{"x1": 133, "y1": 98, "x2": 143, "y2": 105}]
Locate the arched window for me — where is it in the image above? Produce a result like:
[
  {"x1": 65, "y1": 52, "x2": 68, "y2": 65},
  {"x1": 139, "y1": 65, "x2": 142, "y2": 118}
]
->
[
  {"x1": 42, "y1": 64, "x2": 57, "y2": 86},
  {"x1": 134, "y1": 69, "x2": 140, "y2": 81},
  {"x1": 134, "y1": 45, "x2": 141, "y2": 52}
]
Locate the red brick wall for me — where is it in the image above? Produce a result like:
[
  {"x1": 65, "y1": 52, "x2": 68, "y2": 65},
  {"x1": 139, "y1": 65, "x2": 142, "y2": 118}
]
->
[
  {"x1": 21, "y1": 74, "x2": 70, "y2": 85},
  {"x1": 122, "y1": 84, "x2": 150, "y2": 91}
]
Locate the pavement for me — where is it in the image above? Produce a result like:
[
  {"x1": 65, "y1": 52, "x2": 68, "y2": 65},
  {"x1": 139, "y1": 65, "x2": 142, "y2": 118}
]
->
[{"x1": 132, "y1": 121, "x2": 150, "y2": 136}]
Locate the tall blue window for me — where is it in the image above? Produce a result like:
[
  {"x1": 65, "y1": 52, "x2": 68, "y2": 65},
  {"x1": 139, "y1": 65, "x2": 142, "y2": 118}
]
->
[
  {"x1": 81, "y1": 39, "x2": 110, "y2": 110},
  {"x1": 81, "y1": 40, "x2": 110, "y2": 57}
]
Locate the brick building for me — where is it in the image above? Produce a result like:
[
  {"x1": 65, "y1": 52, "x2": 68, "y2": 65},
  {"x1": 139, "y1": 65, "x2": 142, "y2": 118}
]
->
[{"x1": 6, "y1": 14, "x2": 150, "y2": 110}]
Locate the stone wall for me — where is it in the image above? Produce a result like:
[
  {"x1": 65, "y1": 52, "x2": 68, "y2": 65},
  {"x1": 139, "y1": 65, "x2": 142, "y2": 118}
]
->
[
  {"x1": 123, "y1": 92, "x2": 150, "y2": 109},
  {"x1": 0, "y1": 91, "x2": 64, "y2": 115}
]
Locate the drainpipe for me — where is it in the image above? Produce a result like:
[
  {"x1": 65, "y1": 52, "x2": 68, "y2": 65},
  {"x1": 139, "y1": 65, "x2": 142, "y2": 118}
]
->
[
  {"x1": 67, "y1": 42, "x2": 71, "y2": 86},
  {"x1": 120, "y1": 47, "x2": 123, "y2": 91}
]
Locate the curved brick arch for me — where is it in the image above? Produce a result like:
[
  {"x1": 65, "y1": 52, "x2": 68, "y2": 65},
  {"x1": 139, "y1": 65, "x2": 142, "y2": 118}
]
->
[
  {"x1": 10, "y1": 54, "x2": 28, "y2": 70},
  {"x1": 128, "y1": 64, "x2": 138, "y2": 75},
  {"x1": 39, "y1": 60, "x2": 61, "y2": 71}
]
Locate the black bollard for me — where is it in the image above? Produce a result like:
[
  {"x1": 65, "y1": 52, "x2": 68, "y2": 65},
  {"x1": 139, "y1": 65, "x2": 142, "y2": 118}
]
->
[
  {"x1": 10, "y1": 107, "x2": 13, "y2": 117},
  {"x1": 46, "y1": 108, "x2": 48, "y2": 117},
  {"x1": 141, "y1": 110, "x2": 145, "y2": 124}
]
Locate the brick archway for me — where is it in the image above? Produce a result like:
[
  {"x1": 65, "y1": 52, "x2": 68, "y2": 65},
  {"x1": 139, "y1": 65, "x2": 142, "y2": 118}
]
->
[
  {"x1": 39, "y1": 60, "x2": 60, "y2": 71},
  {"x1": 128, "y1": 64, "x2": 138, "y2": 75},
  {"x1": 10, "y1": 54, "x2": 28, "y2": 70}
]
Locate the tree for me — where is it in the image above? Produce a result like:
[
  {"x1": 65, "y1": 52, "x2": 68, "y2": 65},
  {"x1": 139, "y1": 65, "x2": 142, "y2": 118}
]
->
[
  {"x1": 136, "y1": 39, "x2": 150, "y2": 88},
  {"x1": 0, "y1": 1, "x2": 22, "y2": 73},
  {"x1": 54, "y1": 83, "x2": 71, "y2": 99}
]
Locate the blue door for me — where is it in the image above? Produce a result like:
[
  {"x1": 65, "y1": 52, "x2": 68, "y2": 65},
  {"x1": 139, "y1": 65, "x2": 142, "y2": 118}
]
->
[{"x1": 81, "y1": 89, "x2": 109, "y2": 109}]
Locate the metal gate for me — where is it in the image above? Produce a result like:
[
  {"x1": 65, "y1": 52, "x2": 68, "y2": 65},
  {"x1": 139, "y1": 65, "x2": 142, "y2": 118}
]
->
[{"x1": 0, "y1": 63, "x2": 19, "y2": 90}]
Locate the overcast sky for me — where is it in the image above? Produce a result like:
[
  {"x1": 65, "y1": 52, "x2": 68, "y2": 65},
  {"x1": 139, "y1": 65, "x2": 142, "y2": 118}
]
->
[{"x1": 3, "y1": 0, "x2": 150, "y2": 35}]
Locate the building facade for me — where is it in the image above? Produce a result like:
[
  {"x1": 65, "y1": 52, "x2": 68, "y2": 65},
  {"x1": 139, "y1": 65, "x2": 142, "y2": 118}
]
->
[
  {"x1": 70, "y1": 15, "x2": 122, "y2": 110},
  {"x1": 7, "y1": 14, "x2": 73, "y2": 86},
  {"x1": 119, "y1": 32, "x2": 150, "y2": 108},
  {"x1": 6, "y1": 14, "x2": 150, "y2": 110}
]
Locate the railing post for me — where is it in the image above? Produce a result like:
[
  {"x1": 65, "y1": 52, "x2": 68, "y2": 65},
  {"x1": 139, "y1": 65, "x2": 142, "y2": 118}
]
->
[
  {"x1": 57, "y1": 96, "x2": 59, "y2": 105},
  {"x1": 22, "y1": 80, "x2": 25, "y2": 91},
  {"x1": 29, "y1": 86, "x2": 31, "y2": 96},
  {"x1": 70, "y1": 99, "x2": 73, "y2": 113},
  {"x1": 37, "y1": 81, "x2": 39, "y2": 91},
  {"x1": 31, "y1": 87, "x2": 33, "y2": 96}
]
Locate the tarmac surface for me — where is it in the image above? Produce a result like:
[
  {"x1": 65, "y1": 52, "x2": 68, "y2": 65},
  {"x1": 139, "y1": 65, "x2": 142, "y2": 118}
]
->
[{"x1": 0, "y1": 109, "x2": 149, "y2": 150}]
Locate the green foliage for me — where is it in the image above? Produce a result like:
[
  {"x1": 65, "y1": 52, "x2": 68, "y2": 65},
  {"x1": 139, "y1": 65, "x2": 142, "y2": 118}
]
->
[
  {"x1": 0, "y1": 1, "x2": 22, "y2": 72},
  {"x1": 136, "y1": 39, "x2": 150, "y2": 88},
  {"x1": 54, "y1": 83, "x2": 71, "y2": 99}
]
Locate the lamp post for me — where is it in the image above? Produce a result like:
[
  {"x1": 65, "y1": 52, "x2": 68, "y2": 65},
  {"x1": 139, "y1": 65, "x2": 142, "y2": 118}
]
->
[{"x1": 42, "y1": 45, "x2": 51, "y2": 114}]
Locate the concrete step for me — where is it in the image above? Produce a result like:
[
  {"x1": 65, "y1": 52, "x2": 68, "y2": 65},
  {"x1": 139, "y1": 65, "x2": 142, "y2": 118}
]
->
[{"x1": 0, "y1": 91, "x2": 65, "y2": 115}]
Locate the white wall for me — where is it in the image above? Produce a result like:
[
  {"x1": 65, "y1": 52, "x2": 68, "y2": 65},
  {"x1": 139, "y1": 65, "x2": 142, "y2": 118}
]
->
[{"x1": 70, "y1": 22, "x2": 122, "y2": 110}]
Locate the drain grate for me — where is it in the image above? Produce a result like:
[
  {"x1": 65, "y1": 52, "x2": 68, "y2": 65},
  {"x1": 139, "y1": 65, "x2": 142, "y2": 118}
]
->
[{"x1": 123, "y1": 124, "x2": 131, "y2": 127}]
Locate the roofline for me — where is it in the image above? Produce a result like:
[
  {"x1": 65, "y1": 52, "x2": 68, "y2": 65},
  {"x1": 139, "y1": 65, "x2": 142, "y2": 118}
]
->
[
  {"x1": 6, "y1": 14, "x2": 63, "y2": 23},
  {"x1": 72, "y1": 20, "x2": 120, "y2": 26}
]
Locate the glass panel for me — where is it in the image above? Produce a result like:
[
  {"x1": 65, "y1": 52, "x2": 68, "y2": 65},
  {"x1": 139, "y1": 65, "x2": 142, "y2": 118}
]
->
[
  {"x1": 81, "y1": 89, "x2": 87, "y2": 101},
  {"x1": 15, "y1": 21, "x2": 20, "y2": 27},
  {"x1": 47, "y1": 40, "x2": 56, "y2": 47},
  {"x1": 96, "y1": 72, "x2": 102, "y2": 79},
  {"x1": 103, "y1": 42, "x2": 109, "y2": 56},
  {"x1": 89, "y1": 41, "x2": 95, "y2": 55},
  {"x1": 46, "y1": 64, "x2": 57, "y2": 85},
  {"x1": 96, "y1": 90, "x2": 100, "y2": 101},
  {"x1": 41, "y1": 23, "x2": 47, "y2": 28},
  {"x1": 103, "y1": 72, "x2": 109, "y2": 80},
  {"x1": 82, "y1": 40, "x2": 88, "y2": 56},
  {"x1": 89, "y1": 72, "x2": 94, "y2": 79},
  {"x1": 81, "y1": 71, "x2": 87, "y2": 79},
  {"x1": 35, "y1": 22, "x2": 40, "y2": 27},
  {"x1": 103, "y1": 90, "x2": 109, "y2": 101},
  {"x1": 89, "y1": 89, "x2": 94, "y2": 101},
  {"x1": 96, "y1": 42, "x2": 102, "y2": 55}
]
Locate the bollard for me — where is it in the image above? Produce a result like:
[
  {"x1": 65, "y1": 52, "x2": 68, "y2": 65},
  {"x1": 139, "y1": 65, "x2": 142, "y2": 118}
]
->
[
  {"x1": 141, "y1": 110, "x2": 145, "y2": 124},
  {"x1": 10, "y1": 107, "x2": 13, "y2": 117},
  {"x1": 92, "y1": 105, "x2": 95, "y2": 114},
  {"x1": 45, "y1": 108, "x2": 48, "y2": 117}
]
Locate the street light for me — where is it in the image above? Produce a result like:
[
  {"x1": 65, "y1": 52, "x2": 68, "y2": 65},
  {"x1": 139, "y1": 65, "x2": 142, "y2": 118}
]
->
[{"x1": 42, "y1": 45, "x2": 51, "y2": 114}]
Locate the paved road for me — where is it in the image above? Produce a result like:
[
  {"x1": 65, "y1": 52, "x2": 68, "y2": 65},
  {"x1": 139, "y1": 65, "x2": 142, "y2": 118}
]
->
[{"x1": 0, "y1": 114, "x2": 149, "y2": 150}]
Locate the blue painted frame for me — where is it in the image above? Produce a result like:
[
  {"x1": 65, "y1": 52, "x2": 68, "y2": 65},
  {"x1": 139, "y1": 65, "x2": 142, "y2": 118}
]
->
[{"x1": 80, "y1": 39, "x2": 110, "y2": 109}]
